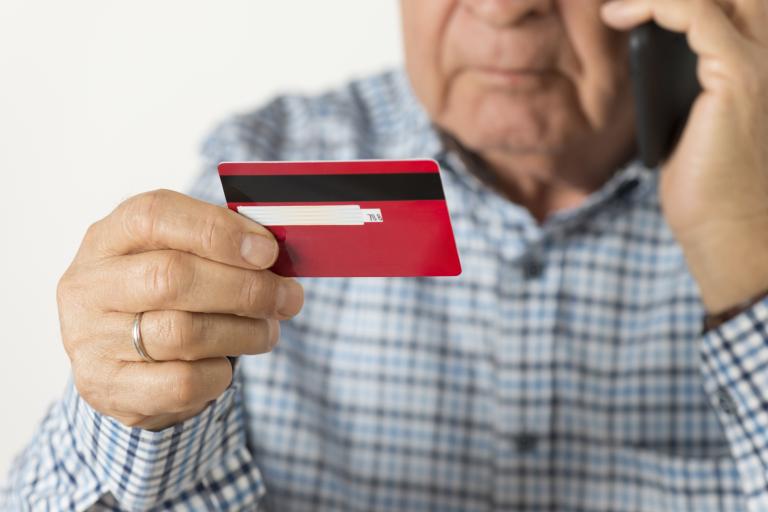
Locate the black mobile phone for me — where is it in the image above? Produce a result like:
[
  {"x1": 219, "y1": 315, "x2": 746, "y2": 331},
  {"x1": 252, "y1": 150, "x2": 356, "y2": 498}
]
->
[{"x1": 629, "y1": 22, "x2": 701, "y2": 168}]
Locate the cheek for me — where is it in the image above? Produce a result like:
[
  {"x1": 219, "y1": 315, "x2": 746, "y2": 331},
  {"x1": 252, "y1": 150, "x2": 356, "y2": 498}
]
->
[
  {"x1": 557, "y1": 0, "x2": 631, "y2": 128},
  {"x1": 402, "y1": 1, "x2": 459, "y2": 116}
]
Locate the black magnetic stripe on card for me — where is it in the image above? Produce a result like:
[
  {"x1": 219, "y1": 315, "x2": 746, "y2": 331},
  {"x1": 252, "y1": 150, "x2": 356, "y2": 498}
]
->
[{"x1": 220, "y1": 173, "x2": 445, "y2": 202}]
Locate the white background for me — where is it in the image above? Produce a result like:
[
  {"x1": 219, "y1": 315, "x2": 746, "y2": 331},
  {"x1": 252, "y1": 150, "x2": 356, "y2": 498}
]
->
[{"x1": 0, "y1": 0, "x2": 402, "y2": 480}]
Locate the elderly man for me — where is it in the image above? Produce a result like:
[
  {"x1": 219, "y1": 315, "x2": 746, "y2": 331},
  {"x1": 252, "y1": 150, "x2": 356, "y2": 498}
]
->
[{"x1": 3, "y1": 0, "x2": 768, "y2": 510}]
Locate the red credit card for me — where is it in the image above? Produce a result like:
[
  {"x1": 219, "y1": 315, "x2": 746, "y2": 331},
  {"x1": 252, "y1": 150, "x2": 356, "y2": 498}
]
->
[{"x1": 218, "y1": 160, "x2": 462, "y2": 277}]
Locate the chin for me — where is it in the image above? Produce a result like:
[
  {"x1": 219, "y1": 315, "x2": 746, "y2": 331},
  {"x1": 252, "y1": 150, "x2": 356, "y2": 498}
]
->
[
  {"x1": 438, "y1": 85, "x2": 580, "y2": 155},
  {"x1": 444, "y1": 105, "x2": 570, "y2": 155}
]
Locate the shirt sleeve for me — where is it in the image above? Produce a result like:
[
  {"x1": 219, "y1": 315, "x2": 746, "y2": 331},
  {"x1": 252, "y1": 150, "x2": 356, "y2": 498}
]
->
[
  {"x1": 1, "y1": 362, "x2": 266, "y2": 511},
  {"x1": 700, "y1": 296, "x2": 768, "y2": 511}
]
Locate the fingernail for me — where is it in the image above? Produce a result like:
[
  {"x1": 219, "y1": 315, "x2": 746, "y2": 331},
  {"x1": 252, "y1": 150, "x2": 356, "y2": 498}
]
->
[
  {"x1": 276, "y1": 279, "x2": 304, "y2": 318},
  {"x1": 241, "y1": 233, "x2": 277, "y2": 268}
]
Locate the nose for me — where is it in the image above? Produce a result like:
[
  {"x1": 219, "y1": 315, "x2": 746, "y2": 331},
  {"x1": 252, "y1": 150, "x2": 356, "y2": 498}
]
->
[{"x1": 460, "y1": 0, "x2": 553, "y2": 27}]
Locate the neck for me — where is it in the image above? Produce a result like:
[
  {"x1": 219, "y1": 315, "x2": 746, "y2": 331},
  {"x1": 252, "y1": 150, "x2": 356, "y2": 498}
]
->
[
  {"x1": 446, "y1": 133, "x2": 636, "y2": 225},
  {"x1": 485, "y1": 149, "x2": 633, "y2": 223}
]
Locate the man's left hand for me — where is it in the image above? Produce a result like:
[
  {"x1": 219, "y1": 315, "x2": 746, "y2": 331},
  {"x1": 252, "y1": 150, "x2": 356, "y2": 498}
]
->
[{"x1": 602, "y1": 0, "x2": 768, "y2": 313}]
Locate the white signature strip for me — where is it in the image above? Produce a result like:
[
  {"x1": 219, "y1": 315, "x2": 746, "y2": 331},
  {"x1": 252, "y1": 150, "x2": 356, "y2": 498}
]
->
[{"x1": 237, "y1": 205, "x2": 383, "y2": 226}]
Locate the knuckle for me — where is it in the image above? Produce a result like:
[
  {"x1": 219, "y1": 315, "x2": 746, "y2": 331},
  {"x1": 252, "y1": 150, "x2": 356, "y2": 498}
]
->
[
  {"x1": 71, "y1": 363, "x2": 93, "y2": 399},
  {"x1": 56, "y1": 271, "x2": 102, "y2": 364},
  {"x1": 56, "y1": 264, "x2": 89, "y2": 309},
  {"x1": 121, "y1": 189, "x2": 173, "y2": 243},
  {"x1": 102, "y1": 365, "x2": 125, "y2": 414},
  {"x1": 56, "y1": 271, "x2": 73, "y2": 308},
  {"x1": 55, "y1": 268, "x2": 93, "y2": 318},
  {"x1": 160, "y1": 311, "x2": 198, "y2": 360},
  {"x1": 61, "y1": 331, "x2": 86, "y2": 364},
  {"x1": 145, "y1": 252, "x2": 192, "y2": 305},
  {"x1": 81, "y1": 220, "x2": 102, "y2": 247},
  {"x1": 75, "y1": 362, "x2": 139, "y2": 419},
  {"x1": 197, "y1": 214, "x2": 224, "y2": 254},
  {"x1": 61, "y1": 336, "x2": 76, "y2": 360},
  {"x1": 241, "y1": 272, "x2": 278, "y2": 315},
  {"x1": 60, "y1": 314, "x2": 94, "y2": 368},
  {"x1": 72, "y1": 361, "x2": 109, "y2": 410},
  {"x1": 172, "y1": 365, "x2": 201, "y2": 409}
]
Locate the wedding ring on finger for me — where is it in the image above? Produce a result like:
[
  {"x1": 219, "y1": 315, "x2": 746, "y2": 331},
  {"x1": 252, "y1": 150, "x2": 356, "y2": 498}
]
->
[{"x1": 132, "y1": 312, "x2": 157, "y2": 363}]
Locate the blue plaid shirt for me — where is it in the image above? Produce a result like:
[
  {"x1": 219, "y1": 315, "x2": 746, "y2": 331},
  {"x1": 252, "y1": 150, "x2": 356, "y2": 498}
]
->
[{"x1": 4, "y1": 69, "x2": 768, "y2": 512}]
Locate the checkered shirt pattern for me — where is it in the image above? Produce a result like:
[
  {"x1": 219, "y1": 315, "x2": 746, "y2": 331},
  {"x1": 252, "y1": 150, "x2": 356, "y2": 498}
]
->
[{"x1": 3, "y1": 69, "x2": 768, "y2": 512}]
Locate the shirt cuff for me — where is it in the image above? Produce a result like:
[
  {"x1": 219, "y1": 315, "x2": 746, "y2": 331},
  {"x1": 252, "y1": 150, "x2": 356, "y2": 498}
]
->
[
  {"x1": 700, "y1": 296, "x2": 768, "y2": 500},
  {"x1": 63, "y1": 363, "x2": 257, "y2": 510}
]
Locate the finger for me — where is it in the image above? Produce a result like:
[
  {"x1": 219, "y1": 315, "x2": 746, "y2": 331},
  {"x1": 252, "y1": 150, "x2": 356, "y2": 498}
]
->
[
  {"x1": 77, "y1": 357, "x2": 233, "y2": 417},
  {"x1": 601, "y1": 0, "x2": 749, "y2": 64},
  {"x1": 104, "y1": 311, "x2": 280, "y2": 362},
  {"x1": 732, "y1": 0, "x2": 768, "y2": 43},
  {"x1": 82, "y1": 189, "x2": 278, "y2": 270},
  {"x1": 602, "y1": 0, "x2": 698, "y2": 31},
  {"x1": 686, "y1": 0, "x2": 750, "y2": 63},
  {"x1": 601, "y1": 0, "x2": 741, "y2": 42},
  {"x1": 89, "y1": 250, "x2": 304, "y2": 319}
]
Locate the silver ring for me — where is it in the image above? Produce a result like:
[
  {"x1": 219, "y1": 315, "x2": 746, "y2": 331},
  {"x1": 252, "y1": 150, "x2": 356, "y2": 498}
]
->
[{"x1": 132, "y1": 312, "x2": 156, "y2": 363}]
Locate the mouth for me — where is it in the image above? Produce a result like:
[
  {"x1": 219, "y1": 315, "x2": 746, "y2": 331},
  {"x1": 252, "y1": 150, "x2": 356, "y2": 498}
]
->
[{"x1": 472, "y1": 67, "x2": 556, "y2": 89}]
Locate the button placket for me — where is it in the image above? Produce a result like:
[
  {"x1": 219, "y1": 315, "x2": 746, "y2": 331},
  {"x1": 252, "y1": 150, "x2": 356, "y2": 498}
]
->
[{"x1": 494, "y1": 241, "x2": 557, "y2": 436}]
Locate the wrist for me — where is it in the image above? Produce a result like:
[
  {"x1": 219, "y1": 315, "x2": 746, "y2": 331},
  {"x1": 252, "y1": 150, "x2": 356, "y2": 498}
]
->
[{"x1": 675, "y1": 219, "x2": 768, "y2": 313}]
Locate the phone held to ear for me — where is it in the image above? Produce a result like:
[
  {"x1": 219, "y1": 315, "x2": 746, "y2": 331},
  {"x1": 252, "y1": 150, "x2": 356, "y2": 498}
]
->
[{"x1": 630, "y1": 22, "x2": 701, "y2": 168}]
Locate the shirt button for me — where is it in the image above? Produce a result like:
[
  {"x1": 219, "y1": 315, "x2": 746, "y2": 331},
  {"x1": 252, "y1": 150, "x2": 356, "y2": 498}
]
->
[
  {"x1": 513, "y1": 433, "x2": 539, "y2": 453},
  {"x1": 716, "y1": 386, "x2": 738, "y2": 416},
  {"x1": 521, "y1": 254, "x2": 545, "y2": 279}
]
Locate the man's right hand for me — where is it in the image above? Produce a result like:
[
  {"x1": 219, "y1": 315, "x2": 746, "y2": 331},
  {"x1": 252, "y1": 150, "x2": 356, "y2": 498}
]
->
[{"x1": 57, "y1": 189, "x2": 304, "y2": 431}]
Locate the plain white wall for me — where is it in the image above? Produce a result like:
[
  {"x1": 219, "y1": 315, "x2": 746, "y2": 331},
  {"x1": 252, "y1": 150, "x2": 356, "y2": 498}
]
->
[{"x1": 0, "y1": 0, "x2": 402, "y2": 480}]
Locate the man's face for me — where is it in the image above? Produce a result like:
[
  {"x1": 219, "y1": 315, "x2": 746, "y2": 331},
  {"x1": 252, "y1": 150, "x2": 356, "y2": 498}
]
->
[{"x1": 400, "y1": 0, "x2": 634, "y2": 163}]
